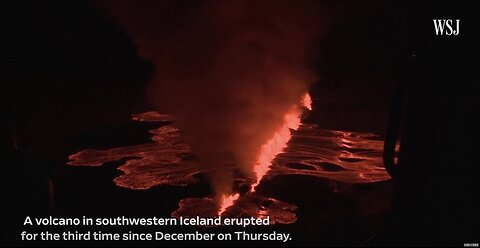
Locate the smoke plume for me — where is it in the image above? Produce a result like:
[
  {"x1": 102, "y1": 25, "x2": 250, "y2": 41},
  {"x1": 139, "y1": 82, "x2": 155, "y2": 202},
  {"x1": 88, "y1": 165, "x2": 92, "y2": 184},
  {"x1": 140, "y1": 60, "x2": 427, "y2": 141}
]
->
[{"x1": 95, "y1": 0, "x2": 325, "y2": 197}]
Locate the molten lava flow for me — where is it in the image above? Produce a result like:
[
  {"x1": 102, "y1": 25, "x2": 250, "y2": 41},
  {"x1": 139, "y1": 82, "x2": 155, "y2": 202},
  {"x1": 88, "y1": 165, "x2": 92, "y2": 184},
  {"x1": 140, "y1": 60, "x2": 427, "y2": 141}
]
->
[
  {"x1": 251, "y1": 111, "x2": 301, "y2": 189},
  {"x1": 69, "y1": 99, "x2": 393, "y2": 221},
  {"x1": 219, "y1": 93, "x2": 311, "y2": 214},
  {"x1": 218, "y1": 193, "x2": 240, "y2": 215},
  {"x1": 251, "y1": 93, "x2": 311, "y2": 190}
]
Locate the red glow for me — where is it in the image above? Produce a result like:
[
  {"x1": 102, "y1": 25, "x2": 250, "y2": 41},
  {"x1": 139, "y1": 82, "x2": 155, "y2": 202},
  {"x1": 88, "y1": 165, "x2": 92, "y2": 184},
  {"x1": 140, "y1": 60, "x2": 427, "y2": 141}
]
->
[
  {"x1": 219, "y1": 93, "x2": 311, "y2": 214},
  {"x1": 68, "y1": 108, "x2": 391, "y2": 220},
  {"x1": 302, "y1": 93, "x2": 312, "y2": 110},
  {"x1": 251, "y1": 93, "x2": 311, "y2": 190},
  {"x1": 218, "y1": 193, "x2": 239, "y2": 215},
  {"x1": 218, "y1": 110, "x2": 299, "y2": 213},
  {"x1": 251, "y1": 110, "x2": 300, "y2": 189}
]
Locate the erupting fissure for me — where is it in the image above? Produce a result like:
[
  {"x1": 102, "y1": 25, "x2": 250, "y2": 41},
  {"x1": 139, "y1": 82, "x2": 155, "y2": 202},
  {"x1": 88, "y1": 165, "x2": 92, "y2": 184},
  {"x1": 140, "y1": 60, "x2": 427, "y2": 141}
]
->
[
  {"x1": 68, "y1": 107, "x2": 391, "y2": 221},
  {"x1": 92, "y1": 1, "x2": 324, "y2": 218},
  {"x1": 218, "y1": 193, "x2": 240, "y2": 214},
  {"x1": 218, "y1": 93, "x2": 312, "y2": 215}
]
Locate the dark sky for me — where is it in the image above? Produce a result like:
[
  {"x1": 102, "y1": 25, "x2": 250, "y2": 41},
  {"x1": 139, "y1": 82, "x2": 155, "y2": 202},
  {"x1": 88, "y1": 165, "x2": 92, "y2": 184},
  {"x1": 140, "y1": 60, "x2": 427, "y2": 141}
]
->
[
  {"x1": 1, "y1": 1, "x2": 478, "y2": 246},
  {"x1": 2, "y1": 1, "x2": 153, "y2": 157}
]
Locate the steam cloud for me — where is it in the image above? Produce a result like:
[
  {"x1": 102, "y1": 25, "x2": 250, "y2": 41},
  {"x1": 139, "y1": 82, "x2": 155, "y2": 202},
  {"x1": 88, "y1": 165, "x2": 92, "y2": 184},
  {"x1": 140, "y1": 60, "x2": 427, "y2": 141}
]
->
[{"x1": 96, "y1": 0, "x2": 325, "y2": 197}]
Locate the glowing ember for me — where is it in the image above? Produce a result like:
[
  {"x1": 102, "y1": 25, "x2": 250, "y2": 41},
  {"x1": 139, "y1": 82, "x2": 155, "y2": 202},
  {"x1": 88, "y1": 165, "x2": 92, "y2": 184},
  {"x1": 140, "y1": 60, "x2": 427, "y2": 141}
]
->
[
  {"x1": 218, "y1": 193, "x2": 240, "y2": 215},
  {"x1": 302, "y1": 93, "x2": 312, "y2": 110}
]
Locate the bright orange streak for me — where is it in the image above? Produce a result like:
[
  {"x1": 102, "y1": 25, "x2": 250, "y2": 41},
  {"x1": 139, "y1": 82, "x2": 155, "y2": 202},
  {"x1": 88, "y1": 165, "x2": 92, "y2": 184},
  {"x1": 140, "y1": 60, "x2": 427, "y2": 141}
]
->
[
  {"x1": 302, "y1": 93, "x2": 312, "y2": 110},
  {"x1": 251, "y1": 110, "x2": 301, "y2": 190},
  {"x1": 220, "y1": 93, "x2": 311, "y2": 214},
  {"x1": 218, "y1": 193, "x2": 239, "y2": 215},
  {"x1": 251, "y1": 93, "x2": 311, "y2": 190}
]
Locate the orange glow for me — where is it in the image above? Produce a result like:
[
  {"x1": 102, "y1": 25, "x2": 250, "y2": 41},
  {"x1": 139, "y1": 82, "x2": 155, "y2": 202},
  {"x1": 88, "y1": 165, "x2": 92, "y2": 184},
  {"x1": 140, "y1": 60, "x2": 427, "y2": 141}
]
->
[
  {"x1": 302, "y1": 93, "x2": 312, "y2": 110},
  {"x1": 218, "y1": 93, "x2": 310, "y2": 214},
  {"x1": 251, "y1": 93, "x2": 311, "y2": 190},
  {"x1": 218, "y1": 193, "x2": 239, "y2": 215},
  {"x1": 251, "y1": 110, "x2": 300, "y2": 189},
  {"x1": 69, "y1": 106, "x2": 392, "y2": 220}
]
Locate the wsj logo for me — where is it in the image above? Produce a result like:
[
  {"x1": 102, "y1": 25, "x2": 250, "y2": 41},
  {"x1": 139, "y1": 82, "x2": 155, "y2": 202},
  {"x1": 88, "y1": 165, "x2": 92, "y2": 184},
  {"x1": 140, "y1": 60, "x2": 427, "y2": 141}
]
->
[{"x1": 433, "y1": 19, "x2": 460, "y2": 35}]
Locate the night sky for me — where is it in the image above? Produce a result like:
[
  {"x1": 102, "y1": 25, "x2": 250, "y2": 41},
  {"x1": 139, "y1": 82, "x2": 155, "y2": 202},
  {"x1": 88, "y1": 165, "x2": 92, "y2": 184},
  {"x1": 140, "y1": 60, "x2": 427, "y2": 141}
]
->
[{"x1": 1, "y1": 0, "x2": 478, "y2": 246}]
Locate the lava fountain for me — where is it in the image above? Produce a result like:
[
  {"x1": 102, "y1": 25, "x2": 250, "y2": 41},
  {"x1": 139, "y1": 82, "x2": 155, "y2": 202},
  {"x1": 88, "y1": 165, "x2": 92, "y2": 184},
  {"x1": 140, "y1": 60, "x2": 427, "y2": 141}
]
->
[
  {"x1": 252, "y1": 94, "x2": 310, "y2": 189},
  {"x1": 218, "y1": 93, "x2": 311, "y2": 215}
]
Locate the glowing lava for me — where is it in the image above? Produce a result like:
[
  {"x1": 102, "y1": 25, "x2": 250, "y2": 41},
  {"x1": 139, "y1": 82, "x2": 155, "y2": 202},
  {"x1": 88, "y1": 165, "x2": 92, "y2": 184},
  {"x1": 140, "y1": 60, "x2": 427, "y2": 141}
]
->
[
  {"x1": 218, "y1": 107, "x2": 298, "y2": 214},
  {"x1": 251, "y1": 111, "x2": 300, "y2": 189},
  {"x1": 218, "y1": 93, "x2": 311, "y2": 214},
  {"x1": 302, "y1": 93, "x2": 312, "y2": 110},
  {"x1": 68, "y1": 92, "x2": 392, "y2": 221},
  {"x1": 252, "y1": 93, "x2": 311, "y2": 189},
  {"x1": 218, "y1": 193, "x2": 240, "y2": 215}
]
